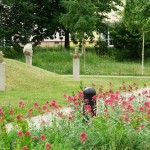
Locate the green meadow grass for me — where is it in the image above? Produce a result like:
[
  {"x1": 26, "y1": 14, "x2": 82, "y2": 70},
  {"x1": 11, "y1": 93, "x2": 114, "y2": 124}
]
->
[
  {"x1": 0, "y1": 58, "x2": 150, "y2": 115},
  {"x1": 16, "y1": 47, "x2": 150, "y2": 76},
  {"x1": 1, "y1": 46, "x2": 150, "y2": 115}
]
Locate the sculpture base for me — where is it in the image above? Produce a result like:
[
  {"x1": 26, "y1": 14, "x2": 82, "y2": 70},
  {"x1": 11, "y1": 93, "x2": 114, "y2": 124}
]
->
[
  {"x1": 0, "y1": 62, "x2": 5, "y2": 91},
  {"x1": 25, "y1": 55, "x2": 32, "y2": 65},
  {"x1": 73, "y1": 58, "x2": 80, "y2": 81}
]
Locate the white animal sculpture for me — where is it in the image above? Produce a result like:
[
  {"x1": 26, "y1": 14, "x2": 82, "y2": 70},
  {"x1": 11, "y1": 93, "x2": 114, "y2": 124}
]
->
[{"x1": 23, "y1": 43, "x2": 33, "y2": 56}]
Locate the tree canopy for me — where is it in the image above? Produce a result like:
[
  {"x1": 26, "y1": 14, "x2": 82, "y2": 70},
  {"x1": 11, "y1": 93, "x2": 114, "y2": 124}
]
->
[
  {"x1": 124, "y1": 0, "x2": 150, "y2": 34},
  {"x1": 60, "y1": 0, "x2": 97, "y2": 43},
  {"x1": 60, "y1": 0, "x2": 122, "y2": 43},
  {"x1": 0, "y1": 0, "x2": 61, "y2": 46},
  {"x1": 1, "y1": 0, "x2": 122, "y2": 48},
  {"x1": 1, "y1": 0, "x2": 35, "y2": 45}
]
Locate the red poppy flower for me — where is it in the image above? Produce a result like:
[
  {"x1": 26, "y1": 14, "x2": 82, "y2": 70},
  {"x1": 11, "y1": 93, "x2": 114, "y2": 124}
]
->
[
  {"x1": 40, "y1": 134, "x2": 46, "y2": 140},
  {"x1": 22, "y1": 146, "x2": 29, "y2": 150},
  {"x1": 84, "y1": 105, "x2": 92, "y2": 114},
  {"x1": 17, "y1": 131, "x2": 23, "y2": 136},
  {"x1": 16, "y1": 114, "x2": 23, "y2": 120},
  {"x1": 80, "y1": 132, "x2": 87, "y2": 143},
  {"x1": 9, "y1": 109, "x2": 14, "y2": 114},
  {"x1": 33, "y1": 136, "x2": 37, "y2": 140},
  {"x1": 45, "y1": 143, "x2": 52, "y2": 150},
  {"x1": 42, "y1": 105, "x2": 47, "y2": 110},
  {"x1": 25, "y1": 131, "x2": 31, "y2": 136}
]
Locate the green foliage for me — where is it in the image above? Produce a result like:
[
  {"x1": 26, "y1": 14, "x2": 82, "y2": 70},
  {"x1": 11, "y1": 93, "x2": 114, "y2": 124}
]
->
[
  {"x1": 117, "y1": 0, "x2": 150, "y2": 74},
  {"x1": 30, "y1": 0, "x2": 62, "y2": 45},
  {"x1": 110, "y1": 22, "x2": 150, "y2": 60},
  {"x1": 111, "y1": 22, "x2": 141, "y2": 50},
  {"x1": 60, "y1": 0, "x2": 98, "y2": 43},
  {"x1": 0, "y1": 0, "x2": 61, "y2": 47},
  {"x1": 1, "y1": 82, "x2": 150, "y2": 149},
  {"x1": 1, "y1": 57, "x2": 150, "y2": 118},
  {"x1": 1, "y1": 0, "x2": 123, "y2": 52},
  {"x1": 9, "y1": 47, "x2": 150, "y2": 76},
  {"x1": 0, "y1": 0, "x2": 36, "y2": 45},
  {"x1": 60, "y1": 0, "x2": 122, "y2": 44},
  {"x1": 94, "y1": 40, "x2": 109, "y2": 55},
  {"x1": 124, "y1": 0, "x2": 150, "y2": 33},
  {"x1": 0, "y1": 47, "x2": 22, "y2": 59}
]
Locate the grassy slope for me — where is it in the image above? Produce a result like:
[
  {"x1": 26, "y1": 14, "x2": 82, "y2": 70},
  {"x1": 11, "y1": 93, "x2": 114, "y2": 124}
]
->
[
  {"x1": 0, "y1": 59, "x2": 80, "y2": 108},
  {"x1": 0, "y1": 58, "x2": 150, "y2": 115}
]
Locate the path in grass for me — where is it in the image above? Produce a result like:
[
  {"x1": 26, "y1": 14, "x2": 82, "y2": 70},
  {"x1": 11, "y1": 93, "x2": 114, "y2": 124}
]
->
[
  {"x1": 6, "y1": 107, "x2": 72, "y2": 132},
  {"x1": 61, "y1": 75, "x2": 150, "y2": 78}
]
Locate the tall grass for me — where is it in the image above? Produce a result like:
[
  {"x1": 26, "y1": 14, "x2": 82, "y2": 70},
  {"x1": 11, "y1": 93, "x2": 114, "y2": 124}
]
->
[{"x1": 15, "y1": 46, "x2": 150, "y2": 76}]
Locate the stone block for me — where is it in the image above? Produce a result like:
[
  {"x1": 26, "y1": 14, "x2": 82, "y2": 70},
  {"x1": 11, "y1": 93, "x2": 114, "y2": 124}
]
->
[{"x1": 0, "y1": 62, "x2": 5, "y2": 91}]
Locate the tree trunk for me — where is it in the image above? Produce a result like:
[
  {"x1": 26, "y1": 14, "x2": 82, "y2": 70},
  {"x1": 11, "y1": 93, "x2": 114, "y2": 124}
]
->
[
  {"x1": 84, "y1": 46, "x2": 86, "y2": 68},
  {"x1": 64, "y1": 29, "x2": 70, "y2": 49},
  {"x1": 142, "y1": 31, "x2": 144, "y2": 74}
]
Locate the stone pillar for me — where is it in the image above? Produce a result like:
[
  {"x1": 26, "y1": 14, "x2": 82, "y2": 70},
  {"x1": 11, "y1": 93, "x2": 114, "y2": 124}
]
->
[
  {"x1": 73, "y1": 57, "x2": 80, "y2": 81},
  {"x1": 23, "y1": 43, "x2": 33, "y2": 65},
  {"x1": 25, "y1": 55, "x2": 32, "y2": 65},
  {"x1": 0, "y1": 62, "x2": 5, "y2": 91},
  {"x1": 71, "y1": 47, "x2": 82, "y2": 81}
]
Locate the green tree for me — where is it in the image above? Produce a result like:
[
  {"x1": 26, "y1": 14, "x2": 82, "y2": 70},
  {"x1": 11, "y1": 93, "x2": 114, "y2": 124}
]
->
[
  {"x1": 60, "y1": 0, "x2": 97, "y2": 43},
  {"x1": 1, "y1": 0, "x2": 123, "y2": 52},
  {"x1": 60, "y1": 0, "x2": 98, "y2": 66},
  {"x1": 29, "y1": 0, "x2": 62, "y2": 45},
  {"x1": 0, "y1": 0, "x2": 36, "y2": 47},
  {"x1": 60, "y1": 0, "x2": 122, "y2": 43},
  {"x1": 124, "y1": 0, "x2": 150, "y2": 74},
  {"x1": 60, "y1": 0, "x2": 122, "y2": 66},
  {"x1": 0, "y1": 0, "x2": 61, "y2": 49}
]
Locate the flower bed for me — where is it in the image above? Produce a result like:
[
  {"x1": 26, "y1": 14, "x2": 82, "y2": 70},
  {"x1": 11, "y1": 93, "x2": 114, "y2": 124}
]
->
[{"x1": 0, "y1": 82, "x2": 150, "y2": 150}]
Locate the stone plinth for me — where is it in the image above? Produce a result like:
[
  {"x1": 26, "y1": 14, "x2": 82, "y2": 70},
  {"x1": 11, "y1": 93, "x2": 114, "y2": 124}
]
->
[
  {"x1": 71, "y1": 47, "x2": 82, "y2": 81},
  {"x1": 73, "y1": 58, "x2": 80, "y2": 81},
  {"x1": 23, "y1": 43, "x2": 33, "y2": 65},
  {"x1": 25, "y1": 55, "x2": 32, "y2": 65},
  {"x1": 0, "y1": 62, "x2": 5, "y2": 91}
]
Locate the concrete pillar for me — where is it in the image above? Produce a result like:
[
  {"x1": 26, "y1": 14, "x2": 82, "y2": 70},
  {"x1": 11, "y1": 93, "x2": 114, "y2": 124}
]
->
[
  {"x1": 0, "y1": 62, "x2": 5, "y2": 91},
  {"x1": 23, "y1": 43, "x2": 33, "y2": 65},
  {"x1": 71, "y1": 47, "x2": 82, "y2": 81},
  {"x1": 73, "y1": 57, "x2": 80, "y2": 81},
  {"x1": 25, "y1": 55, "x2": 32, "y2": 65}
]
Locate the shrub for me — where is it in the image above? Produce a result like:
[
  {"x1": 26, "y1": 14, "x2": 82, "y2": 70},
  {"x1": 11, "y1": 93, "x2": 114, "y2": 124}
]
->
[
  {"x1": 110, "y1": 22, "x2": 150, "y2": 60},
  {"x1": 94, "y1": 40, "x2": 109, "y2": 55}
]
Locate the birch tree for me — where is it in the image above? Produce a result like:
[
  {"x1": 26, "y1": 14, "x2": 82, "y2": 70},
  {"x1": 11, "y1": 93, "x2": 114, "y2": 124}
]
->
[{"x1": 124, "y1": 0, "x2": 150, "y2": 74}]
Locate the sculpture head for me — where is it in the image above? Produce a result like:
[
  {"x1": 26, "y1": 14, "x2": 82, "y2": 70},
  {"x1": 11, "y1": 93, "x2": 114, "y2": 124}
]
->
[
  {"x1": 23, "y1": 43, "x2": 33, "y2": 56},
  {"x1": 70, "y1": 47, "x2": 82, "y2": 59},
  {"x1": 74, "y1": 47, "x2": 79, "y2": 54}
]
